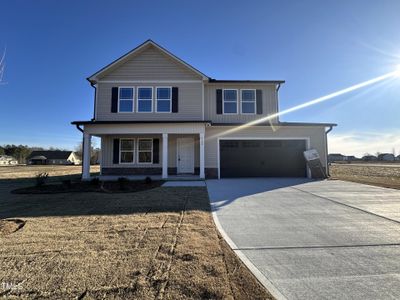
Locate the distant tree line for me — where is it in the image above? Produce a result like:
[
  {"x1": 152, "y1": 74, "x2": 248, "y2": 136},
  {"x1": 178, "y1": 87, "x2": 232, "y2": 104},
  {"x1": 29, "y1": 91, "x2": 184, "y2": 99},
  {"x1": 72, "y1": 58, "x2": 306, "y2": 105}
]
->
[{"x1": 0, "y1": 145, "x2": 68, "y2": 163}]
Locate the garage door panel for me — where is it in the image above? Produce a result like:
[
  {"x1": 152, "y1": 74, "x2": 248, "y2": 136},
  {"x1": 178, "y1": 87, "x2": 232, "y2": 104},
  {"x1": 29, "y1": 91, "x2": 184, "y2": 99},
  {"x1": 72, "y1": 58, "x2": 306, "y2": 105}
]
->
[{"x1": 220, "y1": 139, "x2": 307, "y2": 178}]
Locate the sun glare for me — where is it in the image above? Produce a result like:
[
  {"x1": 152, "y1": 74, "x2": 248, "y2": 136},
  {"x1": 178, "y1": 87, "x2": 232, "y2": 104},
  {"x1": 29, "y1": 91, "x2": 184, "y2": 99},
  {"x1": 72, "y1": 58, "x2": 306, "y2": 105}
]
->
[{"x1": 395, "y1": 65, "x2": 400, "y2": 77}]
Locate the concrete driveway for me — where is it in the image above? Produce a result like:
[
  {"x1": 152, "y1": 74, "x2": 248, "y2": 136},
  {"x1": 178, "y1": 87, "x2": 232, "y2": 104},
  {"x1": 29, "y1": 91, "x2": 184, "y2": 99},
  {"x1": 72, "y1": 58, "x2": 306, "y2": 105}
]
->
[{"x1": 206, "y1": 178, "x2": 400, "y2": 300}]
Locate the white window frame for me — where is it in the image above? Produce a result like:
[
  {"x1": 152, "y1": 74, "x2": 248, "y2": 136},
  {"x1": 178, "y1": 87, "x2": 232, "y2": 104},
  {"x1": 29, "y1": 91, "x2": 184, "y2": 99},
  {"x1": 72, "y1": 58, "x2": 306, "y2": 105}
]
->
[
  {"x1": 118, "y1": 86, "x2": 135, "y2": 113},
  {"x1": 119, "y1": 138, "x2": 135, "y2": 164},
  {"x1": 240, "y1": 89, "x2": 256, "y2": 115},
  {"x1": 137, "y1": 86, "x2": 153, "y2": 113},
  {"x1": 222, "y1": 89, "x2": 238, "y2": 115},
  {"x1": 156, "y1": 86, "x2": 172, "y2": 113},
  {"x1": 137, "y1": 138, "x2": 153, "y2": 164}
]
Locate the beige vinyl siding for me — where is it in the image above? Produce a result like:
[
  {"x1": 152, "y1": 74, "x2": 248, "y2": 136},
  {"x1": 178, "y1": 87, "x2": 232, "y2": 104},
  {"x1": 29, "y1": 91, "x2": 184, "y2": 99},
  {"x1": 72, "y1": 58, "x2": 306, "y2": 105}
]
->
[
  {"x1": 204, "y1": 83, "x2": 279, "y2": 123},
  {"x1": 99, "y1": 45, "x2": 202, "y2": 81},
  {"x1": 204, "y1": 125, "x2": 327, "y2": 168},
  {"x1": 96, "y1": 82, "x2": 203, "y2": 121},
  {"x1": 101, "y1": 134, "x2": 199, "y2": 168}
]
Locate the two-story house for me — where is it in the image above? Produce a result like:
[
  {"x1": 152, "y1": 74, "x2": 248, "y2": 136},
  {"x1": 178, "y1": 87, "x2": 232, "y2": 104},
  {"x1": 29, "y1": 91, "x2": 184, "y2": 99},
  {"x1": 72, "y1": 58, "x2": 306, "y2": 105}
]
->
[{"x1": 72, "y1": 40, "x2": 336, "y2": 180}]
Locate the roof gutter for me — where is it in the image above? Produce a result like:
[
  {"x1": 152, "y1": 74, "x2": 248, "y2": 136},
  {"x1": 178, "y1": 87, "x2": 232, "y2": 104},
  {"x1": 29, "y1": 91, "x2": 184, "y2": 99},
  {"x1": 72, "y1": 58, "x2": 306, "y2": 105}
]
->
[{"x1": 75, "y1": 124, "x2": 84, "y2": 133}]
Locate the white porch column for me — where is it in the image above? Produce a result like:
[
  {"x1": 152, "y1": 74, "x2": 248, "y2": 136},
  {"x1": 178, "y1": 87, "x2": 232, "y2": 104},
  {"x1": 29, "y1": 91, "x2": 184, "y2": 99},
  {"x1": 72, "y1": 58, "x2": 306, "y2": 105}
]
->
[
  {"x1": 162, "y1": 133, "x2": 168, "y2": 179},
  {"x1": 82, "y1": 132, "x2": 91, "y2": 180},
  {"x1": 199, "y1": 133, "x2": 205, "y2": 179}
]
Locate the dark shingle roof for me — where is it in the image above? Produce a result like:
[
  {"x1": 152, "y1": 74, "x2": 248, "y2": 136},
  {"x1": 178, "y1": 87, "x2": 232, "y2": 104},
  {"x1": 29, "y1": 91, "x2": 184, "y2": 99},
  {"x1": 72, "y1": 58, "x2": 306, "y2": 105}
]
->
[{"x1": 28, "y1": 151, "x2": 73, "y2": 160}]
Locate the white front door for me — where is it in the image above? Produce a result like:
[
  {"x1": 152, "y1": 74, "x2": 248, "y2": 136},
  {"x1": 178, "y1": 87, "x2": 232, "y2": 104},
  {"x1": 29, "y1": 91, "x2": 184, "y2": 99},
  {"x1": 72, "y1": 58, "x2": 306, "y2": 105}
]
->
[{"x1": 177, "y1": 137, "x2": 195, "y2": 174}]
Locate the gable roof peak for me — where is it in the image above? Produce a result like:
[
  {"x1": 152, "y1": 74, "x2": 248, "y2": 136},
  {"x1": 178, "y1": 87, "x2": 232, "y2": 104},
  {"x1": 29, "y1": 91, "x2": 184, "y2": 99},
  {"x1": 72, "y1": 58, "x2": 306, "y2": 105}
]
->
[{"x1": 87, "y1": 39, "x2": 209, "y2": 83}]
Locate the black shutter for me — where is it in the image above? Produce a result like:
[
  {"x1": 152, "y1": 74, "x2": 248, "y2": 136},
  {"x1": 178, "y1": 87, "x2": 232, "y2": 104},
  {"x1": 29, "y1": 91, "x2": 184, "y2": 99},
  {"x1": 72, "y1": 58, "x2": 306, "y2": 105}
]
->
[
  {"x1": 153, "y1": 139, "x2": 159, "y2": 164},
  {"x1": 172, "y1": 87, "x2": 179, "y2": 113},
  {"x1": 256, "y1": 89, "x2": 263, "y2": 114},
  {"x1": 113, "y1": 138, "x2": 120, "y2": 164},
  {"x1": 216, "y1": 89, "x2": 222, "y2": 114},
  {"x1": 111, "y1": 87, "x2": 118, "y2": 113}
]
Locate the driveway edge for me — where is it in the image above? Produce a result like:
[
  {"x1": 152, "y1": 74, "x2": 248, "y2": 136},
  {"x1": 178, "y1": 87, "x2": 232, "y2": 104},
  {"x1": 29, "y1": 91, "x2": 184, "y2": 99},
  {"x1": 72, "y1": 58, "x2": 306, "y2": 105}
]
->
[{"x1": 211, "y1": 210, "x2": 287, "y2": 300}]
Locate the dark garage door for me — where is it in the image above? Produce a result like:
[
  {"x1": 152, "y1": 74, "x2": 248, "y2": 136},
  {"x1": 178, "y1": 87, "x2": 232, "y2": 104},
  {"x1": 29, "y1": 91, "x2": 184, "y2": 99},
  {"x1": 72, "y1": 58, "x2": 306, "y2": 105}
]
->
[{"x1": 220, "y1": 139, "x2": 307, "y2": 178}]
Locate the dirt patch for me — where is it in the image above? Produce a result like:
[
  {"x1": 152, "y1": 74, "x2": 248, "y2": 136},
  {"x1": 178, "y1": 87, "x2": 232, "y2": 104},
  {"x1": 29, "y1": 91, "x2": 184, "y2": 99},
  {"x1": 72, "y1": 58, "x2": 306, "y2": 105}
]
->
[
  {"x1": 12, "y1": 180, "x2": 164, "y2": 194},
  {"x1": 330, "y1": 164, "x2": 400, "y2": 189},
  {"x1": 0, "y1": 176, "x2": 274, "y2": 299},
  {"x1": 0, "y1": 219, "x2": 25, "y2": 236}
]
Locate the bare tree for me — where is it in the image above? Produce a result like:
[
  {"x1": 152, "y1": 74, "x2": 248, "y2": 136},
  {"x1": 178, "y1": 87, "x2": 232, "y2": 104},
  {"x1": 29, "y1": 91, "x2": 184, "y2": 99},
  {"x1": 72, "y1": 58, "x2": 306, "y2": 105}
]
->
[{"x1": 0, "y1": 47, "x2": 6, "y2": 85}]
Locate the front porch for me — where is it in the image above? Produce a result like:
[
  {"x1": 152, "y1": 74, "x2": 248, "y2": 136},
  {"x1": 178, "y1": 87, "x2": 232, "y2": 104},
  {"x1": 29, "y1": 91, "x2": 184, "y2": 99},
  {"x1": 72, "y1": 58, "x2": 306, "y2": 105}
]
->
[{"x1": 79, "y1": 122, "x2": 206, "y2": 180}]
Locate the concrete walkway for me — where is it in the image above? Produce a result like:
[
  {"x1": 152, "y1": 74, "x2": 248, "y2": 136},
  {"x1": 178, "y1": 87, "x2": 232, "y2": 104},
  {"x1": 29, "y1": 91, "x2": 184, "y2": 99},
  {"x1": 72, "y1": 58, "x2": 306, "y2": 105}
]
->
[{"x1": 207, "y1": 178, "x2": 400, "y2": 300}]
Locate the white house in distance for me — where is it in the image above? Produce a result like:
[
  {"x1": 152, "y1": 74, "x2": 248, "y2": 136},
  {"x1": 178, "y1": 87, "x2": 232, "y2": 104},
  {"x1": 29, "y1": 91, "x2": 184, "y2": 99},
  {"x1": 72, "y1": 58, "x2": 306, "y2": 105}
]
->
[
  {"x1": 27, "y1": 151, "x2": 81, "y2": 165},
  {"x1": 0, "y1": 155, "x2": 18, "y2": 166},
  {"x1": 72, "y1": 40, "x2": 336, "y2": 180}
]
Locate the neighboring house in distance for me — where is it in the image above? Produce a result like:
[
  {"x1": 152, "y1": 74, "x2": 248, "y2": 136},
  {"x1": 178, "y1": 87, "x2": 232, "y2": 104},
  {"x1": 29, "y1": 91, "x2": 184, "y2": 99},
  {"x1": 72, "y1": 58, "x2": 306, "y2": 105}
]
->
[
  {"x1": 362, "y1": 155, "x2": 377, "y2": 161},
  {"x1": 0, "y1": 155, "x2": 18, "y2": 166},
  {"x1": 345, "y1": 155, "x2": 358, "y2": 161},
  {"x1": 27, "y1": 151, "x2": 81, "y2": 165},
  {"x1": 328, "y1": 153, "x2": 345, "y2": 162},
  {"x1": 377, "y1": 153, "x2": 395, "y2": 161},
  {"x1": 397, "y1": 155, "x2": 400, "y2": 161},
  {"x1": 72, "y1": 40, "x2": 336, "y2": 180}
]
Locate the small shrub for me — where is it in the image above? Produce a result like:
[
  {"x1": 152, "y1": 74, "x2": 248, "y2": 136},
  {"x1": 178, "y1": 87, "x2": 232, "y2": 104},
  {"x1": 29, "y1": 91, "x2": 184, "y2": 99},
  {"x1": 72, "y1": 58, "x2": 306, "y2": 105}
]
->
[
  {"x1": 35, "y1": 172, "x2": 49, "y2": 187},
  {"x1": 90, "y1": 177, "x2": 100, "y2": 186},
  {"x1": 118, "y1": 177, "x2": 129, "y2": 190},
  {"x1": 144, "y1": 176, "x2": 152, "y2": 184},
  {"x1": 61, "y1": 179, "x2": 72, "y2": 188}
]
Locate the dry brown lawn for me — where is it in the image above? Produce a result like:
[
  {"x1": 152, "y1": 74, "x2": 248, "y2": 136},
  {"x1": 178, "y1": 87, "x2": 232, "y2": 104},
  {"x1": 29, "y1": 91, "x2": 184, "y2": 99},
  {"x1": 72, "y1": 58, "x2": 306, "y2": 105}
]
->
[
  {"x1": 330, "y1": 163, "x2": 400, "y2": 189},
  {"x1": 0, "y1": 166, "x2": 272, "y2": 299}
]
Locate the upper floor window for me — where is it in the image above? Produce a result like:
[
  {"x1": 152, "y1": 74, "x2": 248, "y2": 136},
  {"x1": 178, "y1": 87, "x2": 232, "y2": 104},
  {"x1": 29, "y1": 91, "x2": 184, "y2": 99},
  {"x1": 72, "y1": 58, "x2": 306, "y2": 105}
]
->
[
  {"x1": 241, "y1": 89, "x2": 256, "y2": 114},
  {"x1": 223, "y1": 89, "x2": 238, "y2": 114},
  {"x1": 137, "y1": 87, "x2": 153, "y2": 112},
  {"x1": 120, "y1": 139, "x2": 135, "y2": 163},
  {"x1": 156, "y1": 87, "x2": 171, "y2": 113},
  {"x1": 119, "y1": 87, "x2": 134, "y2": 112}
]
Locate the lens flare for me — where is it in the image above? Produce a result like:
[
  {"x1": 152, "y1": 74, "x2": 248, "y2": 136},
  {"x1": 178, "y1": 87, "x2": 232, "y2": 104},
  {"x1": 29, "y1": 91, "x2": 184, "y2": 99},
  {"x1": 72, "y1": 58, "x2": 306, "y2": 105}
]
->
[{"x1": 209, "y1": 70, "x2": 399, "y2": 140}]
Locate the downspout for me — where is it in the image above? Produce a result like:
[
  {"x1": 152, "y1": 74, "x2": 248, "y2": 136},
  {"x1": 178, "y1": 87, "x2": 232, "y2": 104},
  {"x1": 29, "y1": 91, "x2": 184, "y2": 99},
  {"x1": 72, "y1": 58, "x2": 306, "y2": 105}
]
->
[{"x1": 325, "y1": 125, "x2": 334, "y2": 177}]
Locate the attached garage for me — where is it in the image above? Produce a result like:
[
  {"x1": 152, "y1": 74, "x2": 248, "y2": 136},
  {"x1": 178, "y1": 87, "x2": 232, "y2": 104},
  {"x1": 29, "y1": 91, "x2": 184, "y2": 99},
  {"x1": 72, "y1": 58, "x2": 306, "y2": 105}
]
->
[{"x1": 219, "y1": 139, "x2": 308, "y2": 178}]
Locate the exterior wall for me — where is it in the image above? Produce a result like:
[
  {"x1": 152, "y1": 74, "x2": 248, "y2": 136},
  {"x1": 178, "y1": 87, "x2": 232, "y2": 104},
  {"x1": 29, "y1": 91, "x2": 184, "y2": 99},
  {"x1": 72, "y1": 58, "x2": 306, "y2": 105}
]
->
[
  {"x1": 204, "y1": 83, "x2": 279, "y2": 124},
  {"x1": 96, "y1": 81, "x2": 203, "y2": 121},
  {"x1": 99, "y1": 45, "x2": 202, "y2": 81},
  {"x1": 204, "y1": 125, "x2": 328, "y2": 170},
  {"x1": 100, "y1": 134, "x2": 199, "y2": 170}
]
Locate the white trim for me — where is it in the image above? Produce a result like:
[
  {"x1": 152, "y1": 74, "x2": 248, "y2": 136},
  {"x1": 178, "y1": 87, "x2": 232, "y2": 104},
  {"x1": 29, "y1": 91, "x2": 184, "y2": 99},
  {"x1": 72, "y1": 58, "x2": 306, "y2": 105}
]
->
[
  {"x1": 137, "y1": 86, "x2": 153, "y2": 113},
  {"x1": 201, "y1": 81, "x2": 205, "y2": 120},
  {"x1": 137, "y1": 138, "x2": 153, "y2": 164},
  {"x1": 222, "y1": 89, "x2": 239, "y2": 115},
  {"x1": 118, "y1": 86, "x2": 135, "y2": 113},
  {"x1": 162, "y1": 133, "x2": 168, "y2": 179},
  {"x1": 84, "y1": 123, "x2": 206, "y2": 135},
  {"x1": 119, "y1": 138, "x2": 136, "y2": 164},
  {"x1": 199, "y1": 133, "x2": 205, "y2": 179},
  {"x1": 94, "y1": 84, "x2": 98, "y2": 120},
  {"x1": 217, "y1": 137, "x2": 312, "y2": 179},
  {"x1": 98, "y1": 80, "x2": 202, "y2": 83},
  {"x1": 240, "y1": 89, "x2": 256, "y2": 115},
  {"x1": 155, "y1": 86, "x2": 172, "y2": 113}
]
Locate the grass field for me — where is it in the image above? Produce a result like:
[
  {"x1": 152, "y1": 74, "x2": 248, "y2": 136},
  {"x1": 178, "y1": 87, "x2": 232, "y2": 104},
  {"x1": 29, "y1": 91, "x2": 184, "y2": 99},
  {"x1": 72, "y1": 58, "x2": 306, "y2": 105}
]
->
[
  {"x1": 0, "y1": 166, "x2": 272, "y2": 299},
  {"x1": 330, "y1": 163, "x2": 400, "y2": 189}
]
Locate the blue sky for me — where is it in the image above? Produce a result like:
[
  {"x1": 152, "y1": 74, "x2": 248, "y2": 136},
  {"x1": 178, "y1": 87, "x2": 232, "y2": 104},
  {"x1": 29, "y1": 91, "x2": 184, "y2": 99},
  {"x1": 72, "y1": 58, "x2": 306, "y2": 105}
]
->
[{"x1": 0, "y1": 0, "x2": 399, "y2": 156}]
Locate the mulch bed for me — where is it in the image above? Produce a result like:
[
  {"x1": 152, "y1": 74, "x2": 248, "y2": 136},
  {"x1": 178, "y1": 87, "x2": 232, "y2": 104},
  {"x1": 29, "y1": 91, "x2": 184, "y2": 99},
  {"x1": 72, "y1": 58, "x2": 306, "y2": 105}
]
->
[{"x1": 12, "y1": 180, "x2": 164, "y2": 194}]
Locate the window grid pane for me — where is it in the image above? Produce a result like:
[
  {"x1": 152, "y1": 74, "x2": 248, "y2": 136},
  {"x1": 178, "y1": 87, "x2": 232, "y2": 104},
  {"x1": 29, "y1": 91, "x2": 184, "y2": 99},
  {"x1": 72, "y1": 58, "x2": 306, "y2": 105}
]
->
[
  {"x1": 157, "y1": 88, "x2": 171, "y2": 99},
  {"x1": 157, "y1": 100, "x2": 171, "y2": 112},
  {"x1": 138, "y1": 100, "x2": 152, "y2": 112},
  {"x1": 119, "y1": 88, "x2": 133, "y2": 99},
  {"x1": 120, "y1": 152, "x2": 134, "y2": 163},
  {"x1": 242, "y1": 102, "x2": 255, "y2": 114},
  {"x1": 138, "y1": 88, "x2": 152, "y2": 100},
  {"x1": 242, "y1": 90, "x2": 255, "y2": 102},
  {"x1": 121, "y1": 140, "x2": 134, "y2": 151}
]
